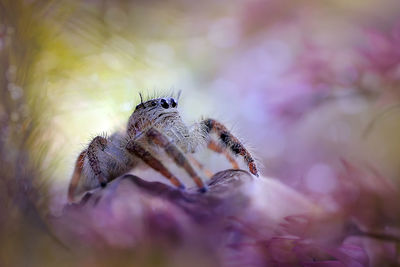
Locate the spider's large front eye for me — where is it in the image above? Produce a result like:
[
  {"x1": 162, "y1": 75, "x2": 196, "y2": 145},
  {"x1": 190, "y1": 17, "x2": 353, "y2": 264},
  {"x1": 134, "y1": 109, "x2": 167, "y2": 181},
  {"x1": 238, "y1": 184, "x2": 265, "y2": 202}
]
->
[
  {"x1": 160, "y1": 99, "x2": 169, "y2": 109},
  {"x1": 170, "y1": 98, "x2": 177, "y2": 108},
  {"x1": 151, "y1": 101, "x2": 157, "y2": 107}
]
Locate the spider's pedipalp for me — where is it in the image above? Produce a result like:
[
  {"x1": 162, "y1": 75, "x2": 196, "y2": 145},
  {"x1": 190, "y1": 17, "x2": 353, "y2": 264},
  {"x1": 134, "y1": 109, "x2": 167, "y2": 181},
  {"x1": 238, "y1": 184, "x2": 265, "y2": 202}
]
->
[
  {"x1": 146, "y1": 128, "x2": 207, "y2": 192},
  {"x1": 126, "y1": 139, "x2": 185, "y2": 189},
  {"x1": 202, "y1": 118, "x2": 259, "y2": 177}
]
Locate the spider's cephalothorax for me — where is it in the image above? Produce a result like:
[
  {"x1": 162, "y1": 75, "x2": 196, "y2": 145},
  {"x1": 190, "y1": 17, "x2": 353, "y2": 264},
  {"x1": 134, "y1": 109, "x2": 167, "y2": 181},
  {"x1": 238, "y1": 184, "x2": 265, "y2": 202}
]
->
[{"x1": 68, "y1": 94, "x2": 259, "y2": 202}]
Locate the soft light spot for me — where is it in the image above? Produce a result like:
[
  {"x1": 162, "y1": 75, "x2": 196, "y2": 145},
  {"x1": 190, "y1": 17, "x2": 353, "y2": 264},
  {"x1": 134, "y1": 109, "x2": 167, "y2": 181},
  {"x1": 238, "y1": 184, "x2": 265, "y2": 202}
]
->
[
  {"x1": 305, "y1": 163, "x2": 337, "y2": 194},
  {"x1": 90, "y1": 73, "x2": 99, "y2": 82},
  {"x1": 318, "y1": 196, "x2": 340, "y2": 212},
  {"x1": 101, "y1": 53, "x2": 123, "y2": 70},
  {"x1": 8, "y1": 83, "x2": 23, "y2": 100},
  {"x1": 121, "y1": 102, "x2": 133, "y2": 112},
  {"x1": 207, "y1": 18, "x2": 238, "y2": 48},
  {"x1": 6, "y1": 65, "x2": 16, "y2": 81},
  {"x1": 146, "y1": 42, "x2": 175, "y2": 63}
]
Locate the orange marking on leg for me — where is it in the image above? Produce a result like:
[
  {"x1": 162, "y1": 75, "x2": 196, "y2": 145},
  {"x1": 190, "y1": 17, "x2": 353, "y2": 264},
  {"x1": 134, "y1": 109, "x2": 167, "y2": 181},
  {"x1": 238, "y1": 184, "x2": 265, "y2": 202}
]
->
[
  {"x1": 146, "y1": 128, "x2": 207, "y2": 192},
  {"x1": 189, "y1": 155, "x2": 213, "y2": 178},
  {"x1": 126, "y1": 140, "x2": 185, "y2": 189},
  {"x1": 203, "y1": 118, "x2": 259, "y2": 176},
  {"x1": 207, "y1": 140, "x2": 239, "y2": 169}
]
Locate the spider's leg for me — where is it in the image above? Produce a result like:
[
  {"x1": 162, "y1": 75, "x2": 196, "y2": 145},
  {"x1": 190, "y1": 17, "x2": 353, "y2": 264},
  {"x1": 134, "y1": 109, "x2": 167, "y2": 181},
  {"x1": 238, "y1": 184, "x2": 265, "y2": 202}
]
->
[
  {"x1": 202, "y1": 118, "x2": 259, "y2": 177},
  {"x1": 207, "y1": 139, "x2": 240, "y2": 169},
  {"x1": 188, "y1": 155, "x2": 213, "y2": 178},
  {"x1": 126, "y1": 140, "x2": 186, "y2": 189},
  {"x1": 146, "y1": 128, "x2": 207, "y2": 192},
  {"x1": 87, "y1": 136, "x2": 109, "y2": 187},
  {"x1": 68, "y1": 149, "x2": 87, "y2": 202}
]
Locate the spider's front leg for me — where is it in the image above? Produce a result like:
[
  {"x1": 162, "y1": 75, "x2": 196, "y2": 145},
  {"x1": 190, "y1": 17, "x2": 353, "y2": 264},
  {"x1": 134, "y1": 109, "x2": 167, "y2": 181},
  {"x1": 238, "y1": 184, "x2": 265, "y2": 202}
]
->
[
  {"x1": 68, "y1": 136, "x2": 109, "y2": 202},
  {"x1": 68, "y1": 149, "x2": 87, "y2": 202},
  {"x1": 145, "y1": 128, "x2": 207, "y2": 192},
  {"x1": 201, "y1": 118, "x2": 259, "y2": 177},
  {"x1": 125, "y1": 139, "x2": 186, "y2": 190},
  {"x1": 86, "y1": 136, "x2": 109, "y2": 187}
]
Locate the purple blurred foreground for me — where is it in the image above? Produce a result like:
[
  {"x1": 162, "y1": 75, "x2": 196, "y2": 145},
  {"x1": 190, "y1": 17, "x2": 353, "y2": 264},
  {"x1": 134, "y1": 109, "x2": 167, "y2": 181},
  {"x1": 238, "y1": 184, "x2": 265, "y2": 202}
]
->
[{"x1": 54, "y1": 169, "x2": 399, "y2": 266}]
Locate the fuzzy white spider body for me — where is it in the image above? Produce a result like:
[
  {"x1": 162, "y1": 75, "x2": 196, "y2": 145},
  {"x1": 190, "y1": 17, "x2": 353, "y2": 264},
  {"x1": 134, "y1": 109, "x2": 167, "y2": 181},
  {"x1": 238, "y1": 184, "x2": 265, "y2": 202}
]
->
[{"x1": 68, "y1": 94, "x2": 259, "y2": 202}]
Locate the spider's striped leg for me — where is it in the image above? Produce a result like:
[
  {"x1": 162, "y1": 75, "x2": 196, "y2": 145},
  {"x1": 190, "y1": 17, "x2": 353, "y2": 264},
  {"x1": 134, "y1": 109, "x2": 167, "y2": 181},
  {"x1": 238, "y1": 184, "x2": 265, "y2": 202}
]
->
[
  {"x1": 207, "y1": 139, "x2": 240, "y2": 169},
  {"x1": 68, "y1": 149, "x2": 87, "y2": 202},
  {"x1": 202, "y1": 118, "x2": 259, "y2": 177},
  {"x1": 126, "y1": 140, "x2": 185, "y2": 189},
  {"x1": 146, "y1": 128, "x2": 207, "y2": 192}
]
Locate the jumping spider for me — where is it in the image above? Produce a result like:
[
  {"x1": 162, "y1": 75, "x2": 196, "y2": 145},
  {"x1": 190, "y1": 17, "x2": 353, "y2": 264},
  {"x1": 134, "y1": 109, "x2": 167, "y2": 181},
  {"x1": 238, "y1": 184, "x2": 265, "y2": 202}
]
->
[{"x1": 68, "y1": 93, "x2": 259, "y2": 202}]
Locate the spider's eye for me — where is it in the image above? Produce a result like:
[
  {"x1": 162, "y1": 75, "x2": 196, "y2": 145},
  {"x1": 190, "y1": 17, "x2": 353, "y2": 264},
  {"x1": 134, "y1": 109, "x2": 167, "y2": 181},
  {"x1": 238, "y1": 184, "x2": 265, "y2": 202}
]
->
[
  {"x1": 160, "y1": 99, "x2": 169, "y2": 109},
  {"x1": 170, "y1": 98, "x2": 177, "y2": 108},
  {"x1": 151, "y1": 101, "x2": 157, "y2": 107}
]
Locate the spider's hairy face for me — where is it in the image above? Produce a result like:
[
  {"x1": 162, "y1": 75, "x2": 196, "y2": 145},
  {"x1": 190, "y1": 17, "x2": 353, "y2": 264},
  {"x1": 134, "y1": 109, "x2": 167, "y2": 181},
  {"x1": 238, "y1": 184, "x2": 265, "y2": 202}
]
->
[{"x1": 128, "y1": 97, "x2": 180, "y2": 136}]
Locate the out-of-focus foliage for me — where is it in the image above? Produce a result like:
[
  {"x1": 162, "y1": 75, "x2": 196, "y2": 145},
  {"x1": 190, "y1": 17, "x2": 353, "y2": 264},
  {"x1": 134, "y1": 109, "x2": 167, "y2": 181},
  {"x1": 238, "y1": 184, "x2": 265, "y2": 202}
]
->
[{"x1": 1, "y1": 0, "x2": 400, "y2": 266}]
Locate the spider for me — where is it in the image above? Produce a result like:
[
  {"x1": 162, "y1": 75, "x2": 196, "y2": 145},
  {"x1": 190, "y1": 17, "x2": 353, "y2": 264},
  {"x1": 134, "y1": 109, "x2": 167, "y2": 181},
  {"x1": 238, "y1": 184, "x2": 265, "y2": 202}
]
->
[{"x1": 68, "y1": 93, "x2": 259, "y2": 202}]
